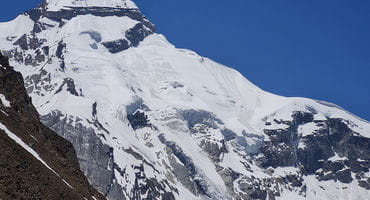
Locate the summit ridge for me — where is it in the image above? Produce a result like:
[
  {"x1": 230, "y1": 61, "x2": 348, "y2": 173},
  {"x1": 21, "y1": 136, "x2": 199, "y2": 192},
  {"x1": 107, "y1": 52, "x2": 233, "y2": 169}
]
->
[
  {"x1": 0, "y1": 0, "x2": 369, "y2": 199},
  {"x1": 44, "y1": 0, "x2": 138, "y2": 11}
]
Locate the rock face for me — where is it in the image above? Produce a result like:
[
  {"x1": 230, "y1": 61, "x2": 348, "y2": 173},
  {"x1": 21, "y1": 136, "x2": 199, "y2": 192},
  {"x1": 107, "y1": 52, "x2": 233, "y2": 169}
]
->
[
  {"x1": 0, "y1": 52, "x2": 106, "y2": 200},
  {"x1": 0, "y1": 0, "x2": 369, "y2": 199},
  {"x1": 102, "y1": 23, "x2": 153, "y2": 53}
]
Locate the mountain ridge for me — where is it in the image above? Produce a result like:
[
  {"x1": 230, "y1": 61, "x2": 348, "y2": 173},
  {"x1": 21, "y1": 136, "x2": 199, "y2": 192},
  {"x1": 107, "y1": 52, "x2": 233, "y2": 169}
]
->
[
  {"x1": 0, "y1": 0, "x2": 369, "y2": 199},
  {"x1": 0, "y1": 51, "x2": 106, "y2": 200}
]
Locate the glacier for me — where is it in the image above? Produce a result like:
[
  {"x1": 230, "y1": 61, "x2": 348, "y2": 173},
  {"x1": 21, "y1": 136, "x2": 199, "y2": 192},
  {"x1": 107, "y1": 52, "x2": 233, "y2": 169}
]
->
[{"x1": 0, "y1": 0, "x2": 369, "y2": 199}]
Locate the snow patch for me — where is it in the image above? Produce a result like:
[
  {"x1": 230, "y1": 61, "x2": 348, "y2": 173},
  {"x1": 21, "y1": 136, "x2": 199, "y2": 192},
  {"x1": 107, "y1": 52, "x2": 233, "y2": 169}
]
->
[
  {"x1": 272, "y1": 167, "x2": 300, "y2": 177},
  {"x1": 328, "y1": 153, "x2": 347, "y2": 162},
  {"x1": 45, "y1": 0, "x2": 138, "y2": 11},
  {"x1": 298, "y1": 122, "x2": 319, "y2": 137},
  {"x1": 303, "y1": 175, "x2": 370, "y2": 200},
  {"x1": 0, "y1": 123, "x2": 57, "y2": 174},
  {"x1": 0, "y1": 94, "x2": 10, "y2": 107}
]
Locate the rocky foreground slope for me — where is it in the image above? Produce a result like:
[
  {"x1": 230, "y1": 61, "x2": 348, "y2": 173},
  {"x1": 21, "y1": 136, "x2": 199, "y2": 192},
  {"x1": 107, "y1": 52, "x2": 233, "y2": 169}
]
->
[
  {"x1": 0, "y1": 52, "x2": 105, "y2": 200},
  {"x1": 0, "y1": 0, "x2": 369, "y2": 199}
]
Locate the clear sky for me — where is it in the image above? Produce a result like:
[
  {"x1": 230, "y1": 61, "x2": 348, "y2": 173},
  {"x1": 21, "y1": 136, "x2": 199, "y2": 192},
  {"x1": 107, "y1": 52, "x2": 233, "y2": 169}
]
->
[{"x1": 1, "y1": 0, "x2": 369, "y2": 120}]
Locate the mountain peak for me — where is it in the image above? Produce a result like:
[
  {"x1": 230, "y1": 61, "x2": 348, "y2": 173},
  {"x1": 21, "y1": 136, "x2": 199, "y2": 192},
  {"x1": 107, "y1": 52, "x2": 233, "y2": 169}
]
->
[
  {"x1": 24, "y1": 0, "x2": 155, "y2": 32},
  {"x1": 43, "y1": 0, "x2": 138, "y2": 11},
  {"x1": 1, "y1": 1, "x2": 370, "y2": 199}
]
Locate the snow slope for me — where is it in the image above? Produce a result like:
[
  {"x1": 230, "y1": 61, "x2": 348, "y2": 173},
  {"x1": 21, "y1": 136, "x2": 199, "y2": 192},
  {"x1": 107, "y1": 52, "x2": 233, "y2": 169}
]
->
[
  {"x1": 0, "y1": 94, "x2": 10, "y2": 107},
  {"x1": 0, "y1": 1, "x2": 369, "y2": 199},
  {"x1": 45, "y1": 0, "x2": 138, "y2": 11}
]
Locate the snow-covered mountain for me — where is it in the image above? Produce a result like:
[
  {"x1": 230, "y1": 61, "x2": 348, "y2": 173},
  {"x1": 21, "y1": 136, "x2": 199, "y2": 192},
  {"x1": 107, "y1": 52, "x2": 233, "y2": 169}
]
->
[
  {"x1": 0, "y1": 0, "x2": 369, "y2": 199},
  {"x1": 0, "y1": 52, "x2": 105, "y2": 200}
]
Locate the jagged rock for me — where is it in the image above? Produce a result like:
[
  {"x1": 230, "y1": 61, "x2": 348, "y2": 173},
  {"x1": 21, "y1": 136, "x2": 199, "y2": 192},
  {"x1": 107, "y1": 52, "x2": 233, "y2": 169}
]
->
[
  {"x1": 0, "y1": 52, "x2": 105, "y2": 200},
  {"x1": 102, "y1": 39, "x2": 130, "y2": 53},
  {"x1": 217, "y1": 167, "x2": 241, "y2": 190},
  {"x1": 221, "y1": 128, "x2": 237, "y2": 141},
  {"x1": 1, "y1": 1, "x2": 369, "y2": 199},
  {"x1": 38, "y1": 6, "x2": 155, "y2": 32},
  {"x1": 40, "y1": 111, "x2": 116, "y2": 198},
  {"x1": 55, "y1": 78, "x2": 79, "y2": 96},
  {"x1": 199, "y1": 139, "x2": 227, "y2": 162},
  {"x1": 336, "y1": 169, "x2": 353, "y2": 183},
  {"x1": 127, "y1": 111, "x2": 150, "y2": 130},
  {"x1": 102, "y1": 23, "x2": 153, "y2": 53},
  {"x1": 126, "y1": 23, "x2": 153, "y2": 47},
  {"x1": 13, "y1": 34, "x2": 28, "y2": 50},
  {"x1": 13, "y1": 34, "x2": 45, "y2": 51}
]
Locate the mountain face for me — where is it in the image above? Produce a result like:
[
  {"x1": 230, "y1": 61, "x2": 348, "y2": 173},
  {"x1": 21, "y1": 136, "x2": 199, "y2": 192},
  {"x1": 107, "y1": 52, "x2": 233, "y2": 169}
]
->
[
  {"x1": 0, "y1": 52, "x2": 105, "y2": 200},
  {"x1": 0, "y1": 0, "x2": 369, "y2": 199}
]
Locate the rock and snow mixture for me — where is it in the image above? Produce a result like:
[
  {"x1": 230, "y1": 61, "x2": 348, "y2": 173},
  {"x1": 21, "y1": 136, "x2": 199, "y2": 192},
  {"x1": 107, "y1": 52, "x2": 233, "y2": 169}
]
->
[
  {"x1": 0, "y1": 51, "x2": 105, "y2": 200},
  {"x1": 0, "y1": 0, "x2": 369, "y2": 199}
]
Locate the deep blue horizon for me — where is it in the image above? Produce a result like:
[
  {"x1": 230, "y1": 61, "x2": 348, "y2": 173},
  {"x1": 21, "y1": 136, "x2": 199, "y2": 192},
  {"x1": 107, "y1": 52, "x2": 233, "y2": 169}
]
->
[{"x1": 1, "y1": 0, "x2": 369, "y2": 121}]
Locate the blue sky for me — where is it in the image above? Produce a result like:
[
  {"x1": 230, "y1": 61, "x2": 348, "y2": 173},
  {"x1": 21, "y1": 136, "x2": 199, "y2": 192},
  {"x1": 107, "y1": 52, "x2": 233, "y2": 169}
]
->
[{"x1": 1, "y1": 0, "x2": 369, "y2": 120}]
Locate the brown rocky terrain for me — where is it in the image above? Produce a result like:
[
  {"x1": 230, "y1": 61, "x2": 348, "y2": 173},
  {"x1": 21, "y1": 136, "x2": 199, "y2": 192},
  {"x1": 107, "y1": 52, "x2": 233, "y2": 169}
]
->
[{"x1": 0, "y1": 51, "x2": 106, "y2": 200}]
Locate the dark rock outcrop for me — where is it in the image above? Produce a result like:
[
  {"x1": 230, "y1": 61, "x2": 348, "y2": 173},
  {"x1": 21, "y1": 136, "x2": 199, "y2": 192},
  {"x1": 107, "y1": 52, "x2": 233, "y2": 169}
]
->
[
  {"x1": 41, "y1": 111, "x2": 116, "y2": 198},
  {"x1": 55, "y1": 78, "x2": 79, "y2": 96},
  {"x1": 127, "y1": 111, "x2": 151, "y2": 130},
  {"x1": 0, "y1": 52, "x2": 105, "y2": 200},
  {"x1": 25, "y1": 1, "x2": 155, "y2": 32},
  {"x1": 102, "y1": 22, "x2": 153, "y2": 53},
  {"x1": 258, "y1": 111, "x2": 370, "y2": 193},
  {"x1": 102, "y1": 39, "x2": 130, "y2": 54}
]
